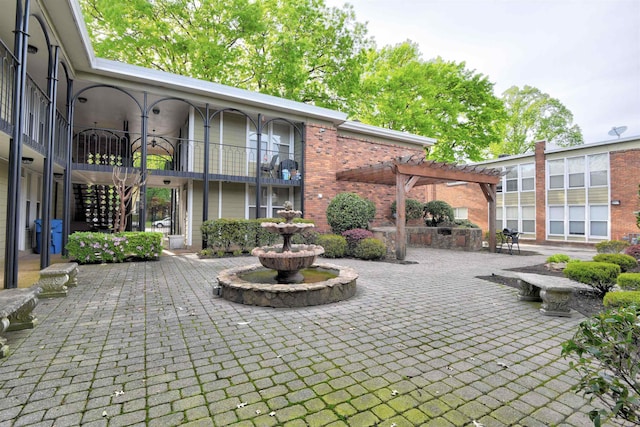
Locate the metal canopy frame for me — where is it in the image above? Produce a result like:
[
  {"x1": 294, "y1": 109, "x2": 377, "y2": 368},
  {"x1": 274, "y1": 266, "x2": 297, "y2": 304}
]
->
[{"x1": 336, "y1": 155, "x2": 502, "y2": 260}]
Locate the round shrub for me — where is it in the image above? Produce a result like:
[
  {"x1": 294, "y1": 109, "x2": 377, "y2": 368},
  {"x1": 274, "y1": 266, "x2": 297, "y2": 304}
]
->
[
  {"x1": 326, "y1": 192, "x2": 376, "y2": 235},
  {"x1": 353, "y1": 238, "x2": 386, "y2": 260},
  {"x1": 625, "y1": 244, "x2": 640, "y2": 260},
  {"x1": 546, "y1": 253, "x2": 570, "y2": 263},
  {"x1": 423, "y1": 200, "x2": 454, "y2": 227},
  {"x1": 342, "y1": 228, "x2": 374, "y2": 256},
  {"x1": 617, "y1": 273, "x2": 640, "y2": 291},
  {"x1": 452, "y1": 219, "x2": 479, "y2": 228},
  {"x1": 595, "y1": 240, "x2": 630, "y2": 254},
  {"x1": 593, "y1": 253, "x2": 638, "y2": 272},
  {"x1": 316, "y1": 234, "x2": 347, "y2": 258},
  {"x1": 564, "y1": 261, "x2": 621, "y2": 296},
  {"x1": 603, "y1": 291, "x2": 640, "y2": 308},
  {"x1": 391, "y1": 199, "x2": 424, "y2": 221}
]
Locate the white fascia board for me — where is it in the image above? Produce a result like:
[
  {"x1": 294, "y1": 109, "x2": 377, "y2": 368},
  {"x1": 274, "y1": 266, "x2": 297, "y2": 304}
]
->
[
  {"x1": 338, "y1": 121, "x2": 436, "y2": 147},
  {"x1": 544, "y1": 135, "x2": 640, "y2": 154}
]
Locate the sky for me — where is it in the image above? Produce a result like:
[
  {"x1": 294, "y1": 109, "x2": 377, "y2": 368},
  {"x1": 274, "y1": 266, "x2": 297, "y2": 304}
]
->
[{"x1": 324, "y1": 0, "x2": 640, "y2": 144}]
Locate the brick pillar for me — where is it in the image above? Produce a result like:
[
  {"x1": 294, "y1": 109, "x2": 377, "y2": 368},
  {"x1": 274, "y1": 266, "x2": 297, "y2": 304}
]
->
[
  {"x1": 534, "y1": 140, "x2": 546, "y2": 243},
  {"x1": 304, "y1": 124, "x2": 338, "y2": 232},
  {"x1": 610, "y1": 149, "x2": 640, "y2": 240}
]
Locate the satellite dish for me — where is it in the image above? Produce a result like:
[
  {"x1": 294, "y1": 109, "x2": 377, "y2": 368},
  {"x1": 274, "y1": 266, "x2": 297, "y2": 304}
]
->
[{"x1": 608, "y1": 126, "x2": 627, "y2": 138}]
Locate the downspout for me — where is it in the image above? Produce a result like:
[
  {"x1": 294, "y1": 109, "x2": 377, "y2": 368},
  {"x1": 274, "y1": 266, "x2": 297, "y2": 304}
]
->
[
  {"x1": 40, "y1": 45, "x2": 59, "y2": 269},
  {"x1": 61, "y1": 79, "x2": 73, "y2": 256},
  {"x1": 4, "y1": 0, "x2": 30, "y2": 289}
]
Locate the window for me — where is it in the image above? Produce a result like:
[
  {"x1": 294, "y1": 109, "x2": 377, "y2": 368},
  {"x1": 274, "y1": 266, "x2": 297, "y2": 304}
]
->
[
  {"x1": 495, "y1": 207, "x2": 503, "y2": 231},
  {"x1": 505, "y1": 167, "x2": 518, "y2": 192},
  {"x1": 569, "y1": 206, "x2": 585, "y2": 235},
  {"x1": 548, "y1": 159, "x2": 564, "y2": 189},
  {"x1": 248, "y1": 185, "x2": 292, "y2": 218},
  {"x1": 588, "y1": 154, "x2": 608, "y2": 187},
  {"x1": 567, "y1": 157, "x2": 585, "y2": 188},
  {"x1": 453, "y1": 207, "x2": 468, "y2": 220},
  {"x1": 248, "y1": 186, "x2": 267, "y2": 218},
  {"x1": 590, "y1": 205, "x2": 608, "y2": 237},
  {"x1": 549, "y1": 206, "x2": 564, "y2": 234},
  {"x1": 520, "y1": 163, "x2": 534, "y2": 191},
  {"x1": 506, "y1": 206, "x2": 518, "y2": 231},
  {"x1": 521, "y1": 206, "x2": 535, "y2": 233}
]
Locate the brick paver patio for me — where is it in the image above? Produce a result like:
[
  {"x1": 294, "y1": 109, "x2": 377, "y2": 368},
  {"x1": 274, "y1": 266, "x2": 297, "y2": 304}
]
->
[{"x1": 0, "y1": 245, "x2": 626, "y2": 426}]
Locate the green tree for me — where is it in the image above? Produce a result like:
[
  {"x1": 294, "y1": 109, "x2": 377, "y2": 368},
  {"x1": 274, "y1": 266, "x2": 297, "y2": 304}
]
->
[
  {"x1": 80, "y1": 0, "x2": 371, "y2": 111},
  {"x1": 491, "y1": 85, "x2": 583, "y2": 156},
  {"x1": 351, "y1": 42, "x2": 506, "y2": 162}
]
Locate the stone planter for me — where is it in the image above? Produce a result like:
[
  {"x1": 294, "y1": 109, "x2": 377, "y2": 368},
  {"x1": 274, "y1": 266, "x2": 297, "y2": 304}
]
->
[{"x1": 168, "y1": 235, "x2": 185, "y2": 249}]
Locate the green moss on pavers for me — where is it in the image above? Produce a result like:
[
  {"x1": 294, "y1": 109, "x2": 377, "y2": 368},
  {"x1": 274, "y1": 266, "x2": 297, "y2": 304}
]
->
[
  {"x1": 209, "y1": 397, "x2": 242, "y2": 414},
  {"x1": 266, "y1": 396, "x2": 289, "y2": 410},
  {"x1": 371, "y1": 403, "x2": 397, "y2": 419},
  {"x1": 439, "y1": 392, "x2": 465, "y2": 409},
  {"x1": 491, "y1": 406, "x2": 526, "y2": 426},
  {"x1": 180, "y1": 418, "x2": 215, "y2": 427},
  {"x1": 344, "y1": 410, "x2": 380, "y2": 426},
  {"x1": 283, "y1": 419, "x2": 309, "y2": 427},
  {"x1": 422, "y1": 416, "x2": 455, "y2": 426},
  {"x1": 286, "y1": 388, "x2": 316, "y2": 404},
  {"x1": 419, "y1": 399, "x2": 450, "y2": 418},
  {"x1": 251, "y1": 414, "x2": 279, "y2": 427},
  {"x1": 403, "y1": 408, "x2": 429, "y2": 425},
  {"x1": 303, "y1": 397, "x2": 326, "y2": 412},
  {"x1": 306, "y1": 409, "x2": 339, "y2": 426},
  {"x1": 443, "y1": 409, "x2": 469, "y2": 426},
  {"x1": 351, "y1": 393, "x2": 383, "y2": 411},
  {"x1": 345, "y1": 384, "x2": 367, "y2": 398},
  {"x1": 388, "y1": 395, "x2": 419, "y2": 413},
  {"x1": 385, "y1": 415, "x2": 413, "y2": 427},
  {"x1": 212, "y1": 411, "x2": 237, "y2": 426},
  {"x1": 322, "y1": 389, "x2": 351, "y2": 406},
  {"x1": 361, "y1": 377, "x2": 389, "y2": 392},
  {"x1": 334, "y1": 402, "x2": 357, "y2": 418},
  {"x1": 325, "y1": 421, "x2": 349, "y2": 427},
  {"x1": 457, "y1": 401, "x2": 491, "y2": 420},
  {"x1": 328, "y1": 376, "x2": 356, "y2": 390},
  {"x1": 185, "y1": 406, "x2": 210, "y2": 422},
  {"x1": 274, "y1": 404, "x2": 307, "y2": 422},
  {"x1": 312, "y1": 382, "x2": 333, "y2": 396},
  {"x1": 259, "y1": 384, "x2": 288, "y2": 399}
]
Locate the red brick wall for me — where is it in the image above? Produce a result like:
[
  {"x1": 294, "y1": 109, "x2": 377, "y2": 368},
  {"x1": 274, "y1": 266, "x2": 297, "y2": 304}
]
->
[
  {"x1": 534, "y1": 140, "x2": 546, "y2": 243},
  {"x1": 431, "y1": 183, "x2": 490, "y2": 231},
  {"x1": 304, "y1": 123, "x2": 427, "y2": 233},
  {"x1": 610, "y1": 149, "x2": 640, "y2": 240}
]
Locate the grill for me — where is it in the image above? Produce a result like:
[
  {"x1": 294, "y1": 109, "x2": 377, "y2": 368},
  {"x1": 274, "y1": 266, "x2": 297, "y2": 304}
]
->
[{"x1": 499, "y1": 228, "x2": 521, "y2": 255}]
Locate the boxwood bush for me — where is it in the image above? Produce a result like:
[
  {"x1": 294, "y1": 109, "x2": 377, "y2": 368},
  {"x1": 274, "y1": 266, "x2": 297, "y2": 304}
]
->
[
  {"x1": 603, "y1": 291, "x2": 640, "y2": 308},
  {"x1": 391, "y1": 198, "x2": 424, "y2": 222},
  {"x1": 595, "y1": 239, "x2": 630, "y2": 254},
  {"x1": 546, "y1": 254, "x2": 571, "y2": 263},
  {"x1": 317, "y1": 234, "x2": 347, "y2": 258},
  {"x1": 66, "y1": 231, "x2": 163, "y2": 264},
  {"x1": 617, "y1": 273, "x2": 640, "y2": 290},
  {"x1": 593, "y1": 253, "x2": 638, "y2": 272},
  {"x1": 563, "y1": 261, "x2": 621, "y2": 296},
  {"x1": 326, "y1": 192, "x2": 376, "y2": 234},
  {"x1": 353, "y1": 238, "x2": 386, "y2": 260}
]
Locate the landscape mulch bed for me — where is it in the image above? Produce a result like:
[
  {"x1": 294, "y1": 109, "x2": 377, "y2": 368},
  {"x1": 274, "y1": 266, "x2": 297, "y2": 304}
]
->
[{"x1": 477, "y1": 263, "x2": 605, "y2": 317}]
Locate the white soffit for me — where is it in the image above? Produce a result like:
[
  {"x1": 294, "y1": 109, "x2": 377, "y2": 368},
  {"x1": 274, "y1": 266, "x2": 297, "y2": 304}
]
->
[{"x1": 338, "y1": 121, "x2": 436, "y2": 147}]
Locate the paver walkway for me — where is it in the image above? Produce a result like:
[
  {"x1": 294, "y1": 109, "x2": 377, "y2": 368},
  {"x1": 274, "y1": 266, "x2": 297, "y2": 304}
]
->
[{"x1": 0, "y1": 245, "x2": 628, "y2": 426}]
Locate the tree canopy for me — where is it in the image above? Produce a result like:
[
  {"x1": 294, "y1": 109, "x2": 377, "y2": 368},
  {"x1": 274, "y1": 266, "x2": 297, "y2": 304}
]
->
[{"x1": 490, "y1": 85, "x2": 583, "y2": 156}]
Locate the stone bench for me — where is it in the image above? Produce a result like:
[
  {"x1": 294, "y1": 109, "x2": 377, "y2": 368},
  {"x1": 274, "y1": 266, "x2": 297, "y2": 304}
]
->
[
  {"x1": 37, "y1": 262, "x2": 79, "y2": 298},
  {"x1": 514, "y1": 272, "x2": 591, "y2": 317},
  {"x1": 0, "y1": 286, "x2": 41, "y2": 357}
]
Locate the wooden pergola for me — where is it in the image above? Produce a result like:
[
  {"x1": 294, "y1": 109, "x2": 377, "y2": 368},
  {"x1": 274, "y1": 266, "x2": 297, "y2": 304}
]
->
[{"x1": 336, "y1": 155, "x2": 502, "y2": 260}]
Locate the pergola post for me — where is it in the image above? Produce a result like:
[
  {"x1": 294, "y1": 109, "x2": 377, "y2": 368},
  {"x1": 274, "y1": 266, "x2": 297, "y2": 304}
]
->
[
  {"x1": 480, "y1": 183, "x2": 497, "y2": 253},
  {"x1": 395, "y1": 171, "x2": 406, "y2": 260}
]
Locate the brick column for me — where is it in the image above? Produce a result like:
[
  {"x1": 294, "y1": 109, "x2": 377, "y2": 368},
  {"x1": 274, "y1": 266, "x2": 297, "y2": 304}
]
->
[{"x1": 534, "y1": 140, "x2": 546, "y2": 243}]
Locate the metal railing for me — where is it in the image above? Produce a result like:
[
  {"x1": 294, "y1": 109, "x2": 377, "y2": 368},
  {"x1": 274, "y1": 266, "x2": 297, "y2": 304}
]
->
[{"x1": 0, "y1": 39, "x2": 16, "y2": 135}]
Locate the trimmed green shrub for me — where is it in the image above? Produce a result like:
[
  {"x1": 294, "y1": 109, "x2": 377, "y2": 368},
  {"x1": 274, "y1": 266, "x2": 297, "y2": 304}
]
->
[
  {"x1": 342, "y1": 228, "x2": 373, "y2": 256},
  {"x1": 546, "y1": 254, "x2": 571, "y2": 263},
  {"x1": 452, "y1": 219, "x2": 479, "y2": 228},
  {"x1": 66, "y1": 231, "x2": 163, "y2": 264},
  {"x1": 326, "y1": 192, "x2": 376, "y2": 234},
  {"x1": 563, "y1": 261, "x2": 621, "y2": 296},
  {"x1": 595, "y1": 240, "x2": 630, "y2": 254},
  {"x1": 353, "y1": 238, "x2": 386, "y2": 260},
  {"x1": 423, "y1": 200, "x2": 454, "y2": 226},
  {"x1": 603, "y1": 291, "x2": 640, "y2": 308},
  {"x1": 617, "y1": 273, "x2": 640, "y2": 291},
  {"x1": 317, "y1": 234, "x2": 347, "y2": 258},
  {"x1": 593, "y1": 253, "x2": 638, "y2": 272},
  {"x1": 625, "y1": 244, "x2": 640, "y2": 260},
  {"x1": 562, "y1": 304, "x2": 640, "y2": 426},
  {"x1": 291, "y1": 229, "x2": 318, "y2": 245},
  {"x1": 391, "y1": 199, "x2": 424, "y2": 222}
]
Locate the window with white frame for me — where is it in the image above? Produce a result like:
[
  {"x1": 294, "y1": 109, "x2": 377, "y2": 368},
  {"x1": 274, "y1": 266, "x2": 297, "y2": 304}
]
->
[
  {"x1": 548, "y1": 159, "x2": 564, "y2": 189},
  {"x1": 249, "y1": 122, "x2": 293, "y2": 165},
  {"x1": 567, "y1": 157, "x2": 585, "y2": 188},
  {"x1": 506, "y1": 206, "x2": 518, "y2": 231},
  {"x1": 549, "y1": 206, "x2": 564, "y2": 234},
  {"x1": 588, "y1": 154, "x2": 608, "y2": 187},
  {"x1": 248, "y1": 185, "x2": 292, "y2": 218},
  {"x1": 569, "y1": 206, "x2": 585, "y2": 235},
  {"x1": 495, "y1": 207, "x2": 503, "y2": 231},
  {"x1": 520, "y1": 163, "x2": 534, "y2": 191},
  {"x1": 521, "y1": 206, "x2": 535, "y2": 233},
  {"x1": 590, "y1": 205, "x2": 608, "y2": 237},
  {"x1": 505, "y1": 167, "x2": 518, "y2": 192},
  {"x1": 453, "y1": 207, "x2": 468, "y2": 220}
]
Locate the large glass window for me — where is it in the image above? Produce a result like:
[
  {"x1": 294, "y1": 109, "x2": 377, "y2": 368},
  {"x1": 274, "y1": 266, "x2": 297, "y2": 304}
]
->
[
  {"x1": 567, "y1": 157, "x2": 585, "y2": 188},
  {"x1": 453, "y1": 207, "x2": 468, "y2": 220},
  {"x1": 506, "y1": 207, "x2": 518, "y2": 231},
  {"x1": 588, "y1": 154, "x2": 608, "y2": 187},
  {"x1": 248, "y1": 185, "x2": 292, "y2": 218},
  {"x1": 520, "y1": 163, "x2": 534, "y2": 191},
  {"x1": 505, "y1": 167, "x2": 518, "y2": 192},
  {"x1": 548, "y1": 159, "x2": 564, "y2": 189},
  {"x1": 549, "y1": 206, "x2": 564, "y2": 234},
  {"x1": 590, "y1": 205, "x2": 608, "y2": 237},
  {"x1": 495, "y1": 207, "x2": 503, "y2": 231},
  {"x1": 521, "y1": 206, "x2": 535, "y2": 233},
  {"x1": 569, "y1": 206, "x2": 585, "y2": 235}
]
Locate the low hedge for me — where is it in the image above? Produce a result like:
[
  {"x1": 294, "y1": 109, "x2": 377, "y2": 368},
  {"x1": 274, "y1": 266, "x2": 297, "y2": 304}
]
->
[
  {"x1": 595, "y1": 239, "x2": 630, "y2": 254},
  {"x1": 593, "y1": 253, "x2": 638, "y2": 272},
  {"x1": 353, "y1": 238, "x2": 386, "y2": 260},
  {"x1": 66, "y1": 231, "x2": 163, "y2": 264},
  {"x1": 603, "y1": 291, "x2": 640, "y2": 308},
  {"x1": 546, "y1": 254, "x2": 570, "y2": 263},
  {"x1": 563, "y1": 261, "x2": 621, "y2": 295},
  {"x1": 617, "y1": 273, "x2": 640, "y2": 291},
  {"x1": 317, "y1": 234, "x2": 347, "y2": 258}
]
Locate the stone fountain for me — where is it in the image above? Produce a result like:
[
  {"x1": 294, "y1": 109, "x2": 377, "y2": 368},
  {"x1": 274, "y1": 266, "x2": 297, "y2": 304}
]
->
[{"x1": 216, "y1": 202, "x2": 358, "y2": 307}]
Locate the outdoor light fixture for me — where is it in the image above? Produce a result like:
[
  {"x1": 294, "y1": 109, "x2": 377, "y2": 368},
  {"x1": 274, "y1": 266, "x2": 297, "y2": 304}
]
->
[
  {"x1": 163, "y1": 180, "x2": 171, "y2": 185},
  {"x1": 152, "y1": 108, "x2": 160, "y2": 114},
  {"x1": 27, "y1": 44, "x2": 38, "y2": 54},
  {"x1": 53, "y1": 173, "x2": 63, "y2": 179},
  {"x1": 21, "y1": 157, "x2": 34, "y2": 165},
  {"x1": 611, "y1": 200, "x2": 621, "y2": 206},
  {"x1": 77, "y1": 97, "x2": 87, "y2": 103}
]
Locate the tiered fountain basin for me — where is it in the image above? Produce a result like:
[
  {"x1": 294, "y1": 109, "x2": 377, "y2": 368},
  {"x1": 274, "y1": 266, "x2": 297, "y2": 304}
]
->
[
  {"x1": 216, "y1": 263, "x2": 358, "y2": 308},
  {"x1": 251, "y1": 243, "x2": 324, "y2": 283}
]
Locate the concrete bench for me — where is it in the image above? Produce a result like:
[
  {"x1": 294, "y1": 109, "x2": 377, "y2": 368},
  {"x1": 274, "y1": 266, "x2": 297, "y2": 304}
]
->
[
  {"x1": 515, "y1": 272, "x2": 591, "y2": 317},
  {"x1": 37, "y1": 262, "x2": 79, "y2": 298},
  {"x1": 0, "y1": 286, "x2": 41, "y2": 357}
]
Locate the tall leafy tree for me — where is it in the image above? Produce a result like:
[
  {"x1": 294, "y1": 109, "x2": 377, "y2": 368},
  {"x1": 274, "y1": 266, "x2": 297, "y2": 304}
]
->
[
  {"x1": 491, "y1": 85, "x2": 583, "y2": 156},
  {"x1": 81, "y1": 0, "x2": 371, "y2": 111},
  {"x1": 351, "y1": 42, "x2": 505, "y2": 162}
]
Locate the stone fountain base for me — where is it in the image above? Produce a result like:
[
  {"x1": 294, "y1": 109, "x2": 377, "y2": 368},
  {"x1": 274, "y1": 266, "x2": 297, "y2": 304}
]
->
[{"x1": 216, "y1": 263, "x2": 358, "y2": 308}]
